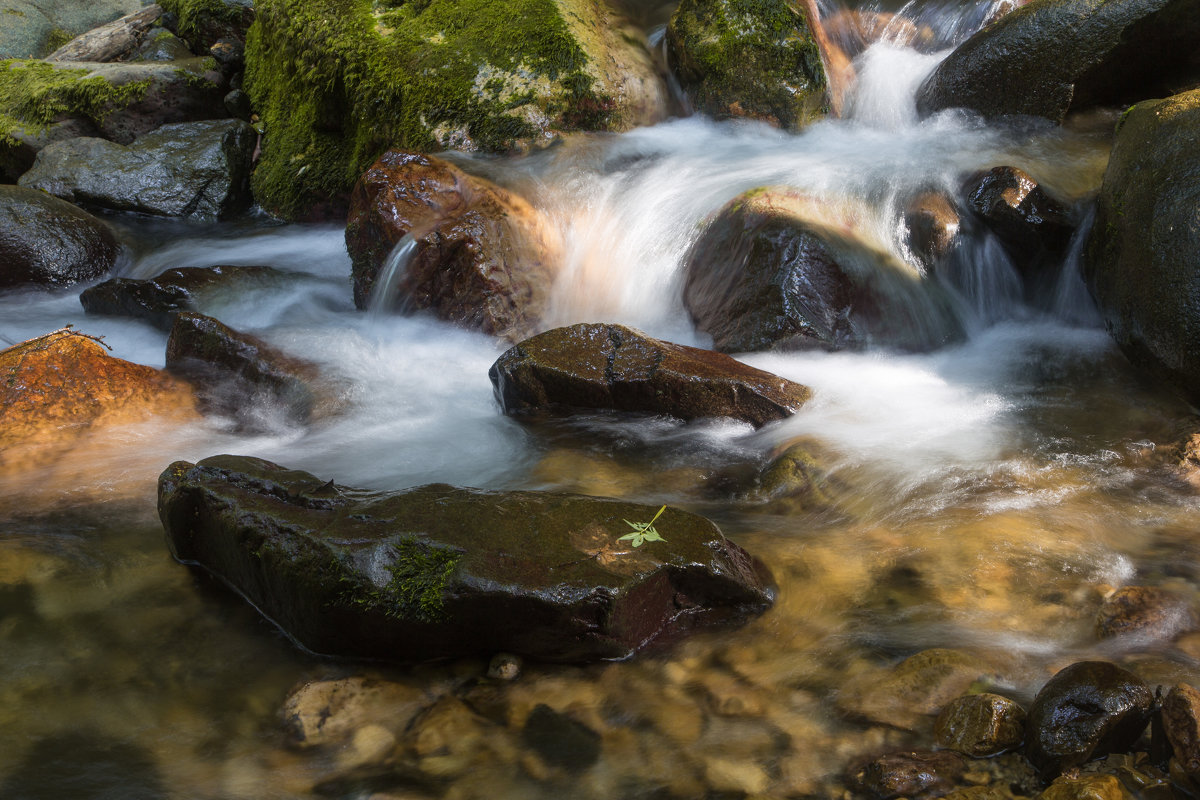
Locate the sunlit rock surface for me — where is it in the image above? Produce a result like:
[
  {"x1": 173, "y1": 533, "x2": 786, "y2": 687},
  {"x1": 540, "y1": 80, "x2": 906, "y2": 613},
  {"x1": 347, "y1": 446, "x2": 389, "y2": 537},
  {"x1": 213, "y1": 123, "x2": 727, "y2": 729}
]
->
[
  {"x1": 159, "y1": 454, "x2": 775, "y2": 663},
  {"x1": 345, "y1": 150, "x2": 560, "y2": 340},
  {"x1": 490, "y1": 322, "x2": 811, "y2": 428}
]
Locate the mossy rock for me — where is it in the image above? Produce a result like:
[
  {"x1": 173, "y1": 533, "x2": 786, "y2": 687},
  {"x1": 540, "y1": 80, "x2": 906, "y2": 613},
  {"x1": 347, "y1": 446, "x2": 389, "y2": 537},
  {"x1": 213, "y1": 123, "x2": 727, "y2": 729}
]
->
[
  {"x1": 159, "y1": 454, "x2": 776, "y2": 663},
  {"x1": 159, "y1": 0, "x2": 255, "y2": 51},
  {"x1": 243, "y1": 0, "x2": 667, "y2": 220},
  {"x1": 666, "y1": 0, "x2": 827, "y2": 129},
  {"x1": 1083, "y1": 88, "x2": 1200, "y2": 404}
]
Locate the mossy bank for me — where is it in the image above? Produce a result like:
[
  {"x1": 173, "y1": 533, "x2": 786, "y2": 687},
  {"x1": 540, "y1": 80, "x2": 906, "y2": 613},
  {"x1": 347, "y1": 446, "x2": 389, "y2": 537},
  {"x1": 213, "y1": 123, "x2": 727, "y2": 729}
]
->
[{"x1": 243, "y1": 0, "x2": 667, "y2": 219}]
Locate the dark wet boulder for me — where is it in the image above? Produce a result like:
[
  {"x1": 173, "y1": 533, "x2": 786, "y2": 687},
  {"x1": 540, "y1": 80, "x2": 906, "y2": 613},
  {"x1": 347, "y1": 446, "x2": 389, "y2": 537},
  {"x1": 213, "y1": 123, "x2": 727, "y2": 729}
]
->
[
  {"x1": 20, "y1": 120, "x2": 255, "y2": 221},
  {"x1": 0, "y1": 0, "x2": 143, "y2": 58},
  {"x1": 80, "y1": 264, "x2": 290, "y2": 331},
  {"x1": 158, "y1": 454, "x2": 775, "y2": 663},
  {"x1": 666, "y1": 0, "x2": 828, "y2": 128},
  {"x1": 166, "y1": 312, "x2": 331, "y2": 428},
  {"x1": 1095, "y1": 586, "x2": 1194, "y2": 643},
  {"x1": 683, "y1": 187, "x2": 965, "y2": 353},
  {"x1": 1025, "y1": 661, "x2": 1153, "y2": 780},
  {"x1": 489, "y1": 323, "x2": 812, "y2": 428},
  {"x1": 44, "y1": 5, "x2": 164, "y2": 63},
  {"x1": 904, "y1": 190, "x2": 961, "y2": 268},
  {"x1": 245, "y1": 0, "x2": 666, "y2": 219},
  {"x1": 344, "y1": 150, "x2": 559, "y2": 340},
  {"x1": 934, "y1": 693, "x2": 1026, "y2": 757},
  {"x1": 965, "y1": 166, "x2": 1073, "y2": 283},
  {"x1": 1084, "y1": 88, "x2": 1200, "y2": 404},
  {"x1": 916, "y1": 0, "x2": 1200, "y2": 123},
  {"x1": 0, "y1": 185, "x2": 119, "y2": 289},
  {"x1": 846, "y1": 749, "x2": 967, "y2": 800},
  {"x1": 1162, "y1": 683, "x2": 1200, "y2": 780}
]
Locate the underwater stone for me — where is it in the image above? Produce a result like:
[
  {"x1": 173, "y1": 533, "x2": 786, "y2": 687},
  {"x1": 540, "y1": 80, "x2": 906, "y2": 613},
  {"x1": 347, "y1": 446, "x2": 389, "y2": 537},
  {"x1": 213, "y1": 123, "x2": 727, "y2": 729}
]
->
[
  {"x1": 158, "y1": 454, "x2": 776, "y2": 663},
  {"x1": 934, "y1": 692, "x2": 1026, "y2": 757}
]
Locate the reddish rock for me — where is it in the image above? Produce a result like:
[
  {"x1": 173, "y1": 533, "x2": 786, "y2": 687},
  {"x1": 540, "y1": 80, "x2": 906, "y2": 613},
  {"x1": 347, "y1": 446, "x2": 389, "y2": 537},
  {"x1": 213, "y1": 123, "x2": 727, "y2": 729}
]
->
[
  {"x1": 1095, "y1": 585, "x2": 1194, "y2": 642},
  {"x1": 847, "y1": 749, "x2": 967, "y2": 799},
  {"x1": 344, "y1": 150, "x2": 560, "y2": 341},
  {"x1": 1163, "y1": 683, "x2": 1200, "y2": 779}
]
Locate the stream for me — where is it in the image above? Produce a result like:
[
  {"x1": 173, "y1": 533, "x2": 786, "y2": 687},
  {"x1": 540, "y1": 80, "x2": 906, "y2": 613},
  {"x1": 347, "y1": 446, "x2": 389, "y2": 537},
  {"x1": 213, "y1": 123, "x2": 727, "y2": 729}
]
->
[{"x1": 3, "y1": 0, "x2": 1200, "y2": 797}]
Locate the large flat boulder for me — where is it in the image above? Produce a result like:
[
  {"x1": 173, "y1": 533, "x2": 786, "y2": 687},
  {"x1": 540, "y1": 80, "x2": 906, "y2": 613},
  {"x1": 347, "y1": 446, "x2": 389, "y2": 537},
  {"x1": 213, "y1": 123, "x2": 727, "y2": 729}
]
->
[
  {"x1": 19, "y1": 119, "x2": 255, "y2": 220},
  {"x1": 158, "y1": 454, "x2": 775, "y2": 663},
  {"x1": 1083, "y1": 88, "x2": 1200, "y2": 403},
  {"x1": 0, "y1": 185, "x2": 119, "y2": 289},
  {"x1": 244, "y1": 0, "x2": 668, "y2": 219},
  {"x1": 489, "y1": 323, "x2": 812, "y2": 428},
  {"x1": 344, "y1": 150, "x2": 559, "y2": 340},
  {"x1": 916, "y1": 0, "x2": 1200, "y2": 123}
]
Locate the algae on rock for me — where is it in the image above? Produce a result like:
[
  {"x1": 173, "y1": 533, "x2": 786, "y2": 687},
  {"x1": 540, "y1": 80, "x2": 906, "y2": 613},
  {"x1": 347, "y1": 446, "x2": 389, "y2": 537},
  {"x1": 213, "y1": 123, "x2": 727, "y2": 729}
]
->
[{"x1": 243, "y1": 0, "x2": 667, "y2": 219}]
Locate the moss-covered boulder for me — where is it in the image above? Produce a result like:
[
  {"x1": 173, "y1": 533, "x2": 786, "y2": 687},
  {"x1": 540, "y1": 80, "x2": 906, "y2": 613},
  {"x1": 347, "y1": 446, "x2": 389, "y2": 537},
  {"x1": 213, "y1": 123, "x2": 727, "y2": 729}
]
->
[
  {"x1": 0, "y1": 0, "x2": 143, "y2": 59},
  {"x1": 1083, "y1": 88, "x2": 1200, "y2": 404},
  {"x1": 80, "y1": 264, "x2": 293, "y2": 330},
  {"x1": 19, "y1": 119, "x2": 255, "y2": 220},
  {"x1": 159, "y1": 0, "x2": 255, "y2": 52},
  {"x1": 165, "y1": 311, "x2": 334, "y2": 429},
  {"x1": 1, "y1": 57, "x2": 227, "y2": 180},
  {"x1": 666, "y1": 0, "x2": 828, "y2": 128},
  {"x1": 683, "y1": 187, "x2": 965, "y2": 353},
  {"x1": 345, "y1": 150, "x2": 559, "y2": 339},
  {"x1": 243, "y1": 0, "x2": 667, "y2": 220},
  {"x1": 916, "y1": 0, "x2": 1200, "y2": 123},
  {"x1": 0, "y1": 185, "x2": 119, "y2": 289},
  {"x1": 158, "y1": 454, "x2": 775, "y2": 663},
  {"x1": 489, "y1": 322, "x2": 812, "y2": 428}
]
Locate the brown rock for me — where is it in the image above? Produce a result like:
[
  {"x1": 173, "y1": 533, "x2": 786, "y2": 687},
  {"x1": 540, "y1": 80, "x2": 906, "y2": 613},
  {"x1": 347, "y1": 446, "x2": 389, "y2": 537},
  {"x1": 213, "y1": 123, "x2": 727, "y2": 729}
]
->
[
  {"x1": 1037, "y1": 773, "x2": 1134, "y2": 800},
  {"x1": 905, "y1": 190, "x2": 961, "y2": 267},
  {"x1": 847, "y1": 749, "x2": 967, "y2": 799},
  {"x1": 488, "y1": 322, "x2": 811, "y2": 428},
  {"x1": 837, "y1": 649, "x2": 992, "y2": 732},
  {"x1": 344, "y1": 150, "x2": 560, "y2": 341},
  {"x1": 280, "y1": 676, "x2": 431, "y2": 749},
  {"x1": 966, "y1": 166, "x2": 1073, "y2": 281},
  {"x1": 1162, "y1": 683, "x2": 1200, "y2": 778},
  {"x1": 1096, "y1": 586, "x2": 1194, "y2": 642},
  {"x1": 935, "y1": 693, "x2": 1026, "y2": 757}
]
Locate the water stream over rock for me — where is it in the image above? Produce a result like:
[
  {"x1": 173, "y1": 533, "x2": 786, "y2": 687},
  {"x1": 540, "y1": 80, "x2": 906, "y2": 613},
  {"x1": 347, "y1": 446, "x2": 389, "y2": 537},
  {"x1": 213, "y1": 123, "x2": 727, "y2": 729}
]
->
[{"x1": 2, "y1": 0, "x2": 1199, "y2": 797}]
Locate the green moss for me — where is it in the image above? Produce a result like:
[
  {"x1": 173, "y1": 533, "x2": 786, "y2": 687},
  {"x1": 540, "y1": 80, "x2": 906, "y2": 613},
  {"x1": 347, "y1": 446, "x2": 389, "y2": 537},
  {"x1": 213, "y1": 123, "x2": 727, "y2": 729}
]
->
[
  {"x1": 42, "y1": 27, "x2": 74, "y2": 53},
  {"x1": 337, "y1": 538, "x2": 462, "y2": 623},
  {"x1": 160, "y1": 0, "x2": 249, "y2": 42},
  {"x1": 244, "y1": 0, "x2": 614, "y2": 219},
  {"x1": 0, "y1": 59, "x2": 151, "y2": 139}
]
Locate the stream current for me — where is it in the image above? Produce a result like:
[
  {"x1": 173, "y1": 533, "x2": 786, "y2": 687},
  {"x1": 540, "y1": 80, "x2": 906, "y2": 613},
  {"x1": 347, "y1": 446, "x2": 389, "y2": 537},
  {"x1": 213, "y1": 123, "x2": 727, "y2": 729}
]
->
[{"x1": 3, "y1": 1, "x2": 1200, "y2": 797}]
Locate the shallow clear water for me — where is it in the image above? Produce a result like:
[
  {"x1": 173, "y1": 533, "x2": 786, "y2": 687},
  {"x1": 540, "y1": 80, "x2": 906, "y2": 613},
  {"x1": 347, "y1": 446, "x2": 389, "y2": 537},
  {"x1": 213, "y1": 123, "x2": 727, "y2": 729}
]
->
[{"x1": 2, "y1": 1, "x2": 1199, "y2": 797}]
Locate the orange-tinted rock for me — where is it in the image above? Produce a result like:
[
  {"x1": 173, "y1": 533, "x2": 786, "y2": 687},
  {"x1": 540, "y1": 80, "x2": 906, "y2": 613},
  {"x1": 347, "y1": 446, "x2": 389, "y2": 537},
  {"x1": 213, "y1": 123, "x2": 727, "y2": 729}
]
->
[
  {"x1": 1163, "y1": 683, "x2": 1200, "y2": 779},
  {"x1": 1095, "y1": 585, "x2": 1194, "y2": 642},
  {"x1": 344, "y1": 150, "x2": 560, "y2": 341}
]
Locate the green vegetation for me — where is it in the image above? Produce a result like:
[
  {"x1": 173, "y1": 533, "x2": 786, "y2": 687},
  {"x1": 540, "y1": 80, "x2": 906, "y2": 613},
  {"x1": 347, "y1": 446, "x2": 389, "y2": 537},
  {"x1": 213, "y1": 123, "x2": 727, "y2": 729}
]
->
[
  {"x1": 619, "y1": 505, "x2": 668, "y2": 547},
  {"x1": 42, "y1": 27, "x2": 74, "y2": 53},
  {"x1": 338, "y1": 538, "x2": 462, "y2": 623},
  {"x1": 243, "y1": 0, "x2": 616, "y2": 218},
  {"x1": 159, "y1": 0, "x2": 249, "y2": 44}
]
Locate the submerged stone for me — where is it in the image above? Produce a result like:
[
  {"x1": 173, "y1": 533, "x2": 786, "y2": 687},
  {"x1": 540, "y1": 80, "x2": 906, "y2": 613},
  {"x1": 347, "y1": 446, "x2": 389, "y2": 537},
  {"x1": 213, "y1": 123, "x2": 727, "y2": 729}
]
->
[
  {"x1": 846, "y1": 749, "x2": 967, "y2": 800},
  {"x1": 1095, "y1": 585, "x2": 1194, "y2": 643},
  {"x1": 521, "y1": 704, "x2": 602, "y2": 771},
  {"x1": 1163, "y1": 683, "x2": 1200, "y2": 780},
  {"x1": 683, "y1": 187, "x2": 965, "y2": 353},
  {"x1": 19, "y1": 119, "x2": 255, "y2": 220},
  {"x1": 836, "y1": 648, "x2": 991, "y2": 732},
  {"x1": 344, "y1": 150, "x2": 559, "y2": 339},
  {"x1": 1024, "y1": 661, "x2": 1153, "y2": 780},
  {"x1": 489, "y1": 322, "x2": 812, "y2": 428},
  {"x1": 934, "y1": 692, "x2": 1026, "y2": 757},
  {"x1": 158, "y1": 455, "x2": 775, "y2": 663},
  {"x1": 1084, "y1": 88, "x2": 1200, "y2": 405},
  {"x1": 0, "y1": 185, "x2": 119, "y2": 289}
]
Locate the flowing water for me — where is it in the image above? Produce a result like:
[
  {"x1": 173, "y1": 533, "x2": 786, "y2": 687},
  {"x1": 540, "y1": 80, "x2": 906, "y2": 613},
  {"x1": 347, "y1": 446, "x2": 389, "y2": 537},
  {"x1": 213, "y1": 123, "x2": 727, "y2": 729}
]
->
[{"x1": 2, "y1": 1, "x2": 1199, "y2": 797}]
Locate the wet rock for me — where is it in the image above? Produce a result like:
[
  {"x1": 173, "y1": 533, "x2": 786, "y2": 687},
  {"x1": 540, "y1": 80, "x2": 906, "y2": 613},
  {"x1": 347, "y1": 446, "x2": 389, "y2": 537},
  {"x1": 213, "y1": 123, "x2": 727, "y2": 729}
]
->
[
  {"x1": 521, "y1": 704, "x2": 601, "y2": 772},
  {"x1": 20, "y1": 119, "x2": 255, "y2": 221},
  {"x1": 488, "y1": 653, "x2": 523, "y2": 682},
  {"x1": 966, "y1": 166, "x2": 1073, "y2": 283},
  {"x1": 165, "y1": 311, "x2": 330, "y2": 428},
  {"x1": 837, "y1": 649, "x2": 992, "y2": 732},
  {"x1": 0, "y1": 0, "x2": 143, "y2": 58},
  {"x1": 1, "y1": 57, "x2": 227, "y2": 150},
  {"x1": 847, "y1": 749, "x2": 967, "y2": 800},
  {"x1": 489, "y1": 322, "x2": 811, "y2": 428},
  {"x1": 1083, "y1": 88, "x2": 1200, "y2": 405},
  {"x1": 0, "y1": 117, "x2": 98, "y2": 184},
  {"x1": 1162, "y1": 683, "x2": 1200, "y2": 778},
  {"x1": 403, "y1": 695, "x2": 513, "y2": 780},
  {"x1": 344, "y1": 150, "x2": 559, "y2": 339},
  {"x1": 705, "y1": 756, "x2": 771, "y2": 794},
  {"x1": 133, "y1": 27, "x2": 194, "y2": 61},
  {"x1": 281, "y1": 676, "x2": 431, "y2": 749},
  {"x1": 747, "y1": 437, "x2": 837, "y2": 509},
  {"x1": 158, "y1": 454, "x2": 775, "y2": 663},
  {"x1": 1095, "y1": 586, "x2": 1194, "y2": 643},
  {"x1": 44, "y1": 5, "x2": 164, "y2": 63},
  {"x1": 905, "y1": 190, "x2": 961, "y2": 268},
  {"x1": 0, "y1": 731, "x2": 166, "y2": 800},
  {"x1": 1038, "y1": 773, "x2": 1134, "y2": 800},
  {"x1": 666, "y1": 0, "x2": 828, "y2": 129},
  {"x1": 935, "y1": 693, "x2": 1026, "y2": 757},
  {"x1": 161, "y1": 0, "x2": 254, "y2": 52},
  {"x1": 683, "y1": 187, "x2": 965, "y2": 353},
  {"x1": 0, "y1": 185, "x2": 119, "y2": 289},
  {"x1": 916, "y1": 0, "x2": 1200, "y2": 123},
  {"x1": 224, "y1": 88, "x2": 251, "y2": 120},
  {"x1": 1025, "y1": 661, "x2": 1154, "y2": 780},
  {"x1": 80, "y1": 264, "x2": 291, "y2": 331},
  {"x1": 824, "y1": 10, "x2": 930, "y2": 59},
  {"x1": 245, "y1": 0, "x2": 665, "y2": 219}
]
